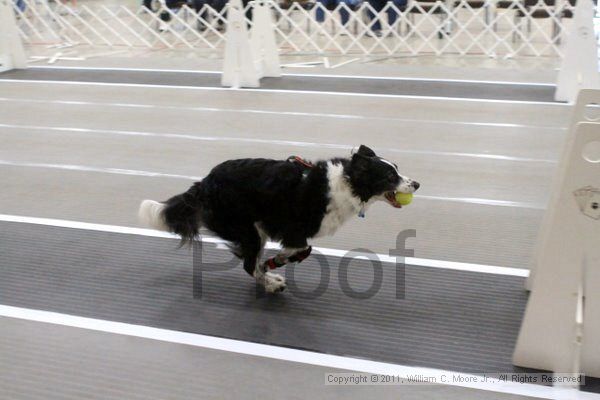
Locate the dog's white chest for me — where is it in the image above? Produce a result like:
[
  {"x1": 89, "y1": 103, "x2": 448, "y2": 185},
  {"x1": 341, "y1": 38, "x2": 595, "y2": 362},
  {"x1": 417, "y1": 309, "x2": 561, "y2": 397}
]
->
[{"x1": 315, "y1": 163, "x2": 361, "y2": 238}]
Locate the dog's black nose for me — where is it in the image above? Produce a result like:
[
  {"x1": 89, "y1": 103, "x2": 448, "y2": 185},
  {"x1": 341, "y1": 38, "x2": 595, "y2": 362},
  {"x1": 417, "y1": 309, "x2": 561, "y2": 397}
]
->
[{"x1": 412, "y1": 181, "x2": 420, "y2": 190}]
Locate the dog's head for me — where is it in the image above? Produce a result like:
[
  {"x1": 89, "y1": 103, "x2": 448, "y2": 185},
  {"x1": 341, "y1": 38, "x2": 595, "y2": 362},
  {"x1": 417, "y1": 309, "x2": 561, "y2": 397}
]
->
[{"x1": 346, "y1": 145, "x2": 420, "y2": 208}]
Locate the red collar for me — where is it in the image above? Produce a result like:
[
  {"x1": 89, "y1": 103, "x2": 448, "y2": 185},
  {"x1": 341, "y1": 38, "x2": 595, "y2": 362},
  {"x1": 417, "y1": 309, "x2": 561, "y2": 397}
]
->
[{"x1": 287, "y1": 155, "x2": 313, "y2": 169}]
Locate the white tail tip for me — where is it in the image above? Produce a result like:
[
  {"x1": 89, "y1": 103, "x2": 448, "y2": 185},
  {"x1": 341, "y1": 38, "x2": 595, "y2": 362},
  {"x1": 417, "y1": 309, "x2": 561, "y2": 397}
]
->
[{"x1": 138, "y1": 200, "x2": 168, "y2": 231}]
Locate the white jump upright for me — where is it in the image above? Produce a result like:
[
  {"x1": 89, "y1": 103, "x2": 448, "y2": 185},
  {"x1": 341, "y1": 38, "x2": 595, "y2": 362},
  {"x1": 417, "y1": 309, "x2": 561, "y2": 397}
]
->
[
  {"x1": 527, "y1": 90, "x2": 599, "y2": 291},
  {"x1": 0, "y1": 0, "x2": 27, "y2": 73},
  {"x1": 513, "y1": 90, "x2": 600, "y2": 379},
  {"x1": 221, "y1": 0, "x2": 280, "y2": 88},
  {"x1": 250, "y1": 0, "x2": 281, "y2": 79},
  {"x1": 554, "y1": 0, "x2": 599, "y2": 102},
  {"x1": 221, "y1": 0, "x2": 260, "y2": 88}
]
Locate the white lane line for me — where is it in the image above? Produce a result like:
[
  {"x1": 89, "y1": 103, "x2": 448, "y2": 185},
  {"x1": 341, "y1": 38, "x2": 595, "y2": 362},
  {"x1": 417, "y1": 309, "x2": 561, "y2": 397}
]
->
[
  {"x1": 0, "y1": 96, "x2": 567, "y2": 130},
  {"x1": 0, "y1": 160, "x2": 544, "y2": 210},
  {"x1": 0, "y1": 123, "x2": 556, "y2": 164},
  {"x1": 417, "y1": 194, "x2": 544, "y2": 210},
  {"x1": 1, "y1": 305, "x2": 594, "y2": 400},
  {"x1": 0, "y1": 160, "x2": 203, "y2": 181},
  {"x1": 0, "y1": 214, "x2": 529, "y2": 277},
  {"x1": 28, "y1": 65, "x2": 557, "y2": 86},
  {"x1": 0, "y1": 79, "x2": 569, "y2": 106}
]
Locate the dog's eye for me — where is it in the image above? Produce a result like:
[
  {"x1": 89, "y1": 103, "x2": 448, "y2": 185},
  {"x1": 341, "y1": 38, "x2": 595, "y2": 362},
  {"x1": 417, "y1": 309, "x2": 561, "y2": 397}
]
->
[{"x1": 388, "y1": 171, "x2": 397, "y2": 181}]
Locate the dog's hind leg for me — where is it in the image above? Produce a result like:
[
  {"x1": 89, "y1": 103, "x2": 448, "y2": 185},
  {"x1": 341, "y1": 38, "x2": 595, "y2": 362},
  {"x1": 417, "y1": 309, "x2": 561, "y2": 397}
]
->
[
  {"x1": 240, "y1": 225, "x2": 286, "y2": 293},
  {"x1": 239, "y1": 226, "x2": 264, "y2": 277}
]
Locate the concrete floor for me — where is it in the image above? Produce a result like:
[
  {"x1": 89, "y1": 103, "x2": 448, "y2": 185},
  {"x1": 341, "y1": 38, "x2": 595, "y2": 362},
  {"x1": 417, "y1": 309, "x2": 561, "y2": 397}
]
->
[
  {"x1": 26, "y1": 50, "x2": 561, "y2": 81},
  {"x1": 0, "y1": 77, "x2": 569, "y2": 267},
  {"x1": 0, "y1": 317, "x2": 542, "y2": 400}
]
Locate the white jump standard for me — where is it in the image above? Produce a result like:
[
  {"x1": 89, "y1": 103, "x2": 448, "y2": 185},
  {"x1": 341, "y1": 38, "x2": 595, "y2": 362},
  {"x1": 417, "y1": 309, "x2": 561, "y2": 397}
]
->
[
  {"x1": 514, "y1": 90, "x2": 600, "y2": 381},
  {"x1": 0, "y1": 0, "x2": 26, "y2": 73},
  {"x1": 221, "y1": 0, "x2": 281, "y2": 88},
  {"x1": 554, "y1": 0, "x2": 599, "y2": 103}
]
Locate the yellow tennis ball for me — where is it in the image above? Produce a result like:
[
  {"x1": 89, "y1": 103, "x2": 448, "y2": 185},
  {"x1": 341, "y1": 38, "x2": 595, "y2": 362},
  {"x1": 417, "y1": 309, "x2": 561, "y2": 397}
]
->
[{"x1": 395, "y1": 192, "x2": 413, "y2": 206}]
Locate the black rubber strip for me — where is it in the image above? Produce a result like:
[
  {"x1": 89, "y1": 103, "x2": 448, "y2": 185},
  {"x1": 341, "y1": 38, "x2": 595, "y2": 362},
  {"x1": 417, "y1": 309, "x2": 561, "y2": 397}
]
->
[
  {"x1": 2, "y1": 221, "x2": 599, "y2": 391},
  {"x1": 0, "y1": 68, "x2": 558, "y2": 102},
  {"x1": 0, "y1": 221, "x2": 526, "y2": 371}
]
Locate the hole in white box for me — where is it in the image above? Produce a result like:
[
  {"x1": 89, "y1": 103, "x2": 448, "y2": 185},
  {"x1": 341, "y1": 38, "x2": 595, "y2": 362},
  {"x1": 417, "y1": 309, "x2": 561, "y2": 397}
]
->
[
  {"x1": 582, "y1": 141, "x2": 600, "y2": 163},
  {"x1": 584, "y1": 103, "x2": 600, "y2": 121}
]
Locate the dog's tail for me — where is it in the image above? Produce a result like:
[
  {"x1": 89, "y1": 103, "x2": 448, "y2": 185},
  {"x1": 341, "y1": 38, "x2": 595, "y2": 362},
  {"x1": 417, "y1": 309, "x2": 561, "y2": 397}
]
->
[{"x1": 138, "y1": 183, "x2": 204, "y2": 245}]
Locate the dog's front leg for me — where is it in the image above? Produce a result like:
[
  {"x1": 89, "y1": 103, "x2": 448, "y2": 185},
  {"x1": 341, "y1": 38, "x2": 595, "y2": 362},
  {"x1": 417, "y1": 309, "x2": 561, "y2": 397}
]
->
[
  {"x1": 254, "y1": 262, "x2": 287, "y2": 294},
  {"x1": 248, "y1": 225, "x2": 287, "y2": 294},
  {"x1": 263, "y1": 246, "x2": 312, "y2": 270},
  {"x1": 254, "y1": 247, "x2": 312, "y2": 294}
]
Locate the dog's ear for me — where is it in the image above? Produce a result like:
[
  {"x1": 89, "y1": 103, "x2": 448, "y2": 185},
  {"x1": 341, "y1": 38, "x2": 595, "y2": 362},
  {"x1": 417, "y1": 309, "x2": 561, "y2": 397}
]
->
[
  {"x1": 355, "y1": 145, "x2": 376, "y2": 157},
  {"x1": 351, "y1": 151, "x2": 372, "y2": 171}
]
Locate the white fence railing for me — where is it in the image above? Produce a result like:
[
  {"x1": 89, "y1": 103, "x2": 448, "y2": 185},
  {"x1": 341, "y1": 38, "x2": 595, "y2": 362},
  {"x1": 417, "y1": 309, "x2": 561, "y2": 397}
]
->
[{"x1": 12, "y1": 0, "x2": 578, "y2": 57}]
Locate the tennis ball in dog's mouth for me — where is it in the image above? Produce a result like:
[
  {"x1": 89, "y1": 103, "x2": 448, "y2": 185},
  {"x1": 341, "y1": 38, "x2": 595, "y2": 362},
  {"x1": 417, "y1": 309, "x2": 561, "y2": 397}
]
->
[{"x1": 395, "y1": 192, "x2": 413, "y2": 206}]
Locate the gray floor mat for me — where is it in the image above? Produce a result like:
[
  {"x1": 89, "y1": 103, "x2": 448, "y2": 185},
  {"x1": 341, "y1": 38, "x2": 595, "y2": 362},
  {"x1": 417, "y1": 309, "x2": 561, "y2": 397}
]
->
[
  {"x1": 0, "y1": 68, "x2": 558, "y2": 102},
  {"x1": 1, "y1": 221, "x2": 527, "y2": 373}
]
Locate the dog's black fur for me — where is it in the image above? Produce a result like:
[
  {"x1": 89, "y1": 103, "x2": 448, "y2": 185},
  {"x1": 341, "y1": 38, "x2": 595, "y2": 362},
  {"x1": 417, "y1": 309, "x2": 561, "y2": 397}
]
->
[
  {"x1": 141, "y1": 145, "x2": 419, "y2": 290},
  {"x1": 164, "y1": 157, "x2": 329, "y2": 250}
]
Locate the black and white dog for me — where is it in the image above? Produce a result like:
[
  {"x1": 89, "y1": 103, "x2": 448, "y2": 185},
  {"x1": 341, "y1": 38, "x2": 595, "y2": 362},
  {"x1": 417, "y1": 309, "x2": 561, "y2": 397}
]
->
[{"x1": 139, "y1": 145, "x2": 419, "y2": 293}]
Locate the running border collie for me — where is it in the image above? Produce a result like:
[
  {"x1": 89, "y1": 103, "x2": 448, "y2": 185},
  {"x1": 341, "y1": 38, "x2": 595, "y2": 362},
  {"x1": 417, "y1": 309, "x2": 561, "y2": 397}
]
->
[{"x1": 139, "y1": 145, "x2": 419, "y2": 293}]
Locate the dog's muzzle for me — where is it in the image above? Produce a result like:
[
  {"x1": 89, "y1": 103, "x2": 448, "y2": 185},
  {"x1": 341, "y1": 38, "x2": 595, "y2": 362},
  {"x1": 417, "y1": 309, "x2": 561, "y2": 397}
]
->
[{"x1": 384, "y1": 181, "x2": 420, "y2": 208}]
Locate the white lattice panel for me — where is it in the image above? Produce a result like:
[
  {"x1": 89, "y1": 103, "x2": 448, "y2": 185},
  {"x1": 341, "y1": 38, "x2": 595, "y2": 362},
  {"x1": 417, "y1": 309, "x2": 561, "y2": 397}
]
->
[{"x1": 12, "y1": 0, "x2": 578, "y2": 57}]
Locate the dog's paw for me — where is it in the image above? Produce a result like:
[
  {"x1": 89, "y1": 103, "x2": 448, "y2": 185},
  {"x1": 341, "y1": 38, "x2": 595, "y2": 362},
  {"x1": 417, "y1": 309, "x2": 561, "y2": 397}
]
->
[{"x1": 262, "y1": 272, "x2": 287, "y2": 293}]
